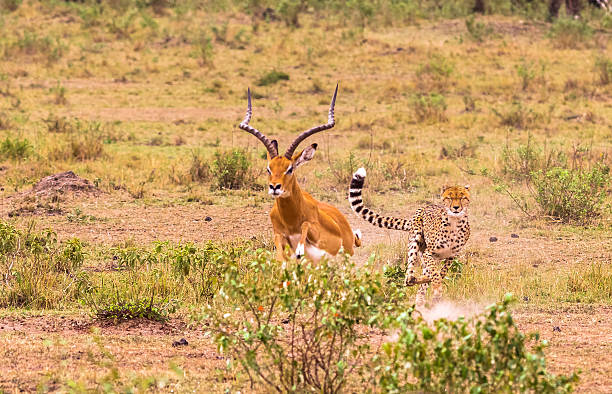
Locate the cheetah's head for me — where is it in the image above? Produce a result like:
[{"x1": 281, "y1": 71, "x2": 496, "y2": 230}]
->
[{"x1": 441, "y1": 185, "x2": 470, "y2": 217}]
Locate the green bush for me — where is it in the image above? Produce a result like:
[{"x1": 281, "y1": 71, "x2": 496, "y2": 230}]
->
[
  {"x1": 0, "y1": 136, "x2": 31, "y2": 160},
  {"x1": 374, "y1": 295, "x2": 578, "y2": 393},
  {"x1": 204, "y1": 251, "x2": 578, "y2": 393},
  {"x1": 411, "y1": 93, "x2": 447, "y2": 123},
  {"x1": 548, "y1": 18, "x2": 593, "y2": 49},
  {"x1": 531, "y1": 163, "x2": 610, "y2": 223},
  {"x1": 465, "y1": 15, "x2": 493, "y2": 42},
  {"x1": 490, "y1": 141, "x2": 610, "y2": 223},
  {"x1": 207, "y1": 254, "x2": 386, "y2": 392},
  {"x1": 212, "y1": 148, "x2": 254, "y2": 190},
  {"x1": 492, "y1": 101, "x2": 542, "y2": 129},
  {"x1": 415, "y1": 54, "x2": 454, "y2": 92},
  {"x1": 594, "y1": 55, "x2": 612, "y2": 85},
  {"x1": 257, "y1": 70, "x2": 290, "y2": 86}
]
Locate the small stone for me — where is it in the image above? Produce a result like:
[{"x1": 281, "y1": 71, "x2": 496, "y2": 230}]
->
[
  {"x1": 489, "y1": 237, "x2": 498, "y2": 242},
  {"x1": 511, "y1": 233, "x2": 519, "y2": 238},
  {"x1": 552, "y1": 326, "x2": 561, "y2": 332},
  {"x1": 172, "y1": 338, "x2": 189, "y2": 347},
  {"x1": 523, "y1": 296, "x2": 529, "y2": 302},
  {"x1": 205, "y1": 216, "x2": 212, "y2": 222}
]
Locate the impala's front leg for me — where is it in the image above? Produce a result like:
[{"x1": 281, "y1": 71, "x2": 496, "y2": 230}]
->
[
  {"x1": 274, "y1": 233, "x2": 290, "y2": 262},
  {"x1": 296, "y1": 222, "x2": 311, "y2": 259}
]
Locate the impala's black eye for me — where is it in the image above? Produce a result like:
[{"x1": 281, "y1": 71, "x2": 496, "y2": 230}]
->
[
  {"x1": 285, "y1": 166, "x2": 293, "y2": 175},
  {"x1": 266, "y1": 166, "x2": 271, "y2": 175}
]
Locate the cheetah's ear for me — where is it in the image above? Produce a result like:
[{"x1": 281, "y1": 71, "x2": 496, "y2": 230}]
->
[
  {"x1": 440, "y1": 185, "x2": 450, "y2": 194},
  {"x1": 464, "y1": 184, "x2": 470, "y2": 190}
]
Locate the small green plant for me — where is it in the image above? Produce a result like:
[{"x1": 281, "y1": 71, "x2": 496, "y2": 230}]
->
[
  {"x1": 212, "y1": 148, "x2": 254, "y2": 190},
  {"x1": 465, "y1": 15, "x2": 493, "y2": 42},
  {"x1": 516, "y1": 58, "x2": 536, "y2": 91},
  {"x1": 374, "y1": 295, "x2": 579, "y2": 392},
  {"x1": 50, "y1": 81, "x2": 67, "y2": 105},
  {"x1": 415, "y1": 54, "x2": 454, "y2": 92},
  {"x1": 0, "y1": 136, "x2": 31, "y2": 160},
  {"x1": 189, "y1": 150, "x2": 211, "y2": 183},
  {"x1": 594, "y1": 55, "x2": 612, "y2": 85},
  {"x1": 492, "y1": 101, "x2": 541, "y2": 129},
  {"x1": 548, "y1": 18, "x2": 593, "y2": 49},
  {"x1": 256, "y1": 70, "x2": 290, "y2": 86},
  {"x1": 92, "y1": 296, "x2": 177, "y2": 322},
  {"x1": 67, "y1": 208, "x2": 97, "y2": 224},
  {"x1": 192, "y1": 31, "x2": 213, "y2": 66},
  {"x1": 411, "y1": 93, "x2": 447, "y2": 123},
  {"x1": 0, "y1": 0, "x2": 22, "y2": 12}
]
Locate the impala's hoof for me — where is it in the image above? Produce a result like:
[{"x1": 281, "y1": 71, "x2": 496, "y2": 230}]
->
[{"x1": 295, "y1": 243, "x2": 305, "y2": 259}]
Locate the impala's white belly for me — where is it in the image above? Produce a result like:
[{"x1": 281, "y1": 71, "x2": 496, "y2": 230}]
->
[{"x1": 288, "y1": 234, "x2": 327, "y2": 262}]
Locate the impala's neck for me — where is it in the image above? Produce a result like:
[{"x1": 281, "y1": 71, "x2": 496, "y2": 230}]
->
[{"x1": 275, "y1": 177, "x2": 306, "y2": 224}]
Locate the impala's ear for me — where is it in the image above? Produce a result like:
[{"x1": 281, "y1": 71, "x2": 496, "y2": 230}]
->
[
  {"x1": 266, "y1": 140, "x2": 279, "y2": 160},
  {"x1": 293, "y1": 143, "x2": 318, "y2": 168}
]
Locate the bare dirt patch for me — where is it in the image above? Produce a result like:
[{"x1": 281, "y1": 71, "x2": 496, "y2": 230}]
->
[{"x1": 0, "y1": 315, "x2": 224, "y2": 392}]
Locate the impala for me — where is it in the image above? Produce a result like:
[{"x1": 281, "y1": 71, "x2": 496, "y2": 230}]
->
[{"x1": 237, "y1": 85, "x2": 361, "y2": 262}]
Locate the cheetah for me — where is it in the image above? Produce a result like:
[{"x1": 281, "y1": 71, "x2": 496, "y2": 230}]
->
[{"x1": 349, "y1": 167, "x2": 470, "y2": 307}]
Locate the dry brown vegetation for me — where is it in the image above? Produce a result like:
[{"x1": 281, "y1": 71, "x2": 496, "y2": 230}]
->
[{"x1": 0, "y1": 0, "x2": 611, "y2": 392}]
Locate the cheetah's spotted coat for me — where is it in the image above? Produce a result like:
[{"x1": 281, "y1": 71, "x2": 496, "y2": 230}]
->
[{"x1": 349, "y1": 167, "x2": 470, "y2": 307}]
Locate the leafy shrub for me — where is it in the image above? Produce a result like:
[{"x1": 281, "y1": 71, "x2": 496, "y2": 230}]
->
[
  {"x1": 411, "y1": 93, "x2": 447, "y2": 123},
  {"x1": 516, "y1": 58, "x2": 536, "y2": 91},
  {"x1": 492, "y1": 101, "x2": 542, "y2": 129},
  {"x1": 465, "y1": 15, "x2": 493, "y2": 42},
  {"x1": 92, "y1": 297, "x2": 177, "y2": 323},
  {"x1": 207, "y1": 254, "x2": 385, "y2": 392},
  {"x1": 374, "y1": 295, "x2": 578, "y2": 393},
  {"x1": 531, "y1": 163, "x2": 610, "y2": 223},
  {"x1": 0, "y1": 0, "x2": 22, "y2": 12},
  {"x1": 594, "y1": 55, "x2": 612, "y2": 85},
  {"x1": 548, "y1": 18, "x2": 593, "y2": 49},
  {"x1": 212, "y1": 148, "x2": 254, "y2": 190},
  {"x1": 489, "y1": 141, "x2": 610, "y2": 223},
  {"x1": 415, "y1": 54, "x2": 453, "y2": 92},
  {"x1": 257, "y1": 70, "x2": 290, "y2": 86},
  {"x1": 205, "y1": 250, "x2": 577, "y2": 392},
  {"x1": 0, "y1": 136, "x2": 31, "y2": 160},
  {"x1": 192, "y1": 31, "x2": 214, "y2": 66}
]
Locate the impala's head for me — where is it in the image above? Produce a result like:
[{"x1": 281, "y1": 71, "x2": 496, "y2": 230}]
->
[
  {"x1": 441, "y1": 185, "x2": 470, "y2": 216},
  {"x1": 266, "y1": 143, "x2": 318, "y2": 198},
  {"x1": 237, "y1": 85, "x2": 337, "y2": 199}
]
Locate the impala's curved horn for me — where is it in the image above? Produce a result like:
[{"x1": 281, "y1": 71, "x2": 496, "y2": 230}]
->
[
  {"x1": 284, "y1": 84, "x2": 338, "y2": 159},
  {"x1": 238, "y1": 88, "x2": 278, "y2": 158}
]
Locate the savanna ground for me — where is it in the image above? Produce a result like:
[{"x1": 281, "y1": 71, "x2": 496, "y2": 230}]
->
[{"x1": 0, "y1": 0, "x2": 611, "y2": 392}]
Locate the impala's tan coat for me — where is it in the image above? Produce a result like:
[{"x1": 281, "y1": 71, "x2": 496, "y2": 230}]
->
[{"x1": 238, "y1": 86, "x2": 360, "y2": 262}]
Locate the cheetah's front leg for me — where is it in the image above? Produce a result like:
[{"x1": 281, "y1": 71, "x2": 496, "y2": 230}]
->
[
  {"x1": 404, "y1": 235, "x2": 432, "y2": 287},
  {"x1": 431, "y1": 258, "x2": 453, "y2": 304}
]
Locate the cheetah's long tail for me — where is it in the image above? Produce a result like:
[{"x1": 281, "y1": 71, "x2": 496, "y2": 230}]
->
[{"x1": 349, "y1": 167, "x2": 411, "y2": 231}]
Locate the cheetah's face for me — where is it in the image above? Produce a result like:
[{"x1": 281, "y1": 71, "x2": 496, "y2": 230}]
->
[{"x1": 441, "y1": 185, "x2": 470, "y2": 217}]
